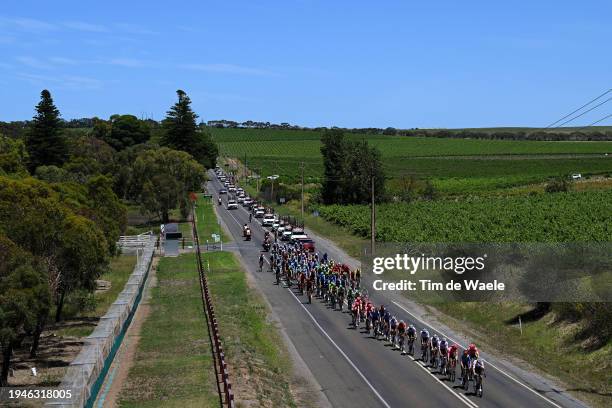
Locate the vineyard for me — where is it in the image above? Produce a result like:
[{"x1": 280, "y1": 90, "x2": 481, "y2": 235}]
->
[
  {"x1": 211, "y1": 128, "x2": 612, "y2": 192},
  {"x1": 317, "y1": 190, "x2": 612, "y2": 242}
]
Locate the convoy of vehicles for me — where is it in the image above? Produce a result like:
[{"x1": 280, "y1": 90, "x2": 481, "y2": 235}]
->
[{"x1": 212, "y1": 167, "x2": 491, "y2": 399}]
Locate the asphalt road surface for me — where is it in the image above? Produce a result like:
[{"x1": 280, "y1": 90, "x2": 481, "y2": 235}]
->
[{"x1": 207, "y1": 174, "x2": 587, "y2": 408}]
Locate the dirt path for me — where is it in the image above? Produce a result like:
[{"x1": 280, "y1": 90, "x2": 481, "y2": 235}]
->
[{"x1": 93, "y1": 256, "x2": 159, "y2": 408}]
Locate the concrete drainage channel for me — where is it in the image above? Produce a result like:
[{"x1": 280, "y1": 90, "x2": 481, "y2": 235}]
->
[{"x1": 45, "y1": 234, "x2": 156, "y2": 408}]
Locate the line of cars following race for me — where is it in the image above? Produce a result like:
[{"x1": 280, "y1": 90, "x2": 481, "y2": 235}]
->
[
  {"x1": 214, "y1": 167, "x2": 316, "y2": 250},
  {"x1": 213, "y1": 166, "x2": 485, "y2": 398}
]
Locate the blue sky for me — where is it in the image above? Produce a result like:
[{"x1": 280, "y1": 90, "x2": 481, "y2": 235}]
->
[{"x1": 1, "y1": 1, "x2": 611, "y2": 128}]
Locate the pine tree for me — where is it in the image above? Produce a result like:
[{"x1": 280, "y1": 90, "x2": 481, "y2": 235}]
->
[
  {"x1": 161, "y1": 90, "x2": 198, "y2": 152},
  {"x1": 161, "y1": 90, "x2": 218, "y2": 168},
  {"x1": 26, "y1": 90, "x2": 67, "y2": 171}
]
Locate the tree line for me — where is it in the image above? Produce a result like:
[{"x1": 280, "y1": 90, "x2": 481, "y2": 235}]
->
[{"x1": 0, "y1": 89, "x2": 218, "y2": 386}]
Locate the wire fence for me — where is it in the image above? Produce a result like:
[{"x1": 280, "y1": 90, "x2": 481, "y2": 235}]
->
[{"x1": 191, "y1": 207, "x2": 235, "y2": 407}]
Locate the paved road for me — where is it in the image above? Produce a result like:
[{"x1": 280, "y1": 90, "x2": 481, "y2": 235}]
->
[{"x1": 207, "y1": 174, "x2": 587, "y2": 408}]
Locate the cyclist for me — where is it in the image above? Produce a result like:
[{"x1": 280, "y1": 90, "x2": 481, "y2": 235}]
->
[
  {"x1": 406, "y1": 324, "x2": 417, "y2": 355},
  {"x1": 346, "y1": 287, "x2": 354, "y2": 311},
  {"x1": 338, "y1": 284, "x2": 346, "y2": 311},
  {"x1": 389, "y1": 315, "x2": 398, "y2": 346},
  {"x1": 305, "y1": 276, "x2": 313, "y2": 303},
  {"x1": 467, "y1": 343, "x2": 480, "y2": 378},
  {"x1": 258, "y1": 253, "x2": 264, "y2": 271},
  {"x1": 460, "y1": 350, "x2": 472, "y2": 384},
  {"x1": 397, "y1": 320, "x2": 407, "y2": 353},
  {"x1": 439, "y1": 337, "x2": 449, "y2": 374},
  {"x1": 382, "y1": 308, "x2": 391, "y2": 341},
  {"x1": 448, "y1": 343, "x2": 459, "y2": 379},
  {"x1": 430, "y1": 334, "x2": 440, "y2": 367},
  {"x1": 420, "y1": 328, "x2": 430, "y2": 361},
  {"x1": 371, "y1": 307, "x2": 380, "y2": 336},
  {"x1": 473, "y1": 358, "x2": 486, "y2": 396},
  {"x1": 365, "y1": 301, "x2": 374, "y2": 332}
]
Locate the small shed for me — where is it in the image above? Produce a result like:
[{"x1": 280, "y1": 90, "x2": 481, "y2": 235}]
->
[{"x1": 161, "y1": 223, "x2": 182, "y2": 240}]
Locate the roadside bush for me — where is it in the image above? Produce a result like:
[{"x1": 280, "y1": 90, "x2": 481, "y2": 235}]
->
[{"x1": 545, "y1": 177, "x2": 570, "y2": 193}]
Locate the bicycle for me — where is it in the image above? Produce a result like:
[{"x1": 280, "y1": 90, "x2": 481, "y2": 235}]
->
[
  {"x1": 461, "y1": 366, "x2": 469, "y2": 391},
  {"x1": 398, "y1": 333, "x2": 405, "y2": 353},
  {"x1": 421, "y1": 342, "x2": 429, "y2": 362},
  {"x1": 430, "y1": 347, "x2": 439, "y2": 369},
  {"x1": 440, "y1": 354, "x2": 448, "y2": 375},
  {"x1": 474, "y1": 373, "x2": 483, "y2": 397},
  {"x1": 448, "y1": 358, "x2": 457, "y2": 382},
  {"x1": 407, "y1": 336, "x2": 415, "y2": 356}
]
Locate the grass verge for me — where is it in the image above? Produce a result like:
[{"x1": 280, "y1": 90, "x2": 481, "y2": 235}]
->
[
  {"x1": 118, "y1": 254, "x2": 219, "y2": 408},
  {"x1": 196, "y1": 194, "x2": 231, "y2": 243},
  {"x1": 202, "y1": 251, "x2": 297, "y2": 407}
]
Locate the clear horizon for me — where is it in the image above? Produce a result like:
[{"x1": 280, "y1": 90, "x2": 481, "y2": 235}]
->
[{"x1": 1, "y1": 1, "x2": 611, "y2": 129}]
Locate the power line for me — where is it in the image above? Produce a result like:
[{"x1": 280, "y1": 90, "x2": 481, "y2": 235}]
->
[
  {"x1": 545, "y1": 88, "x2": 612, "y2": 128},
  {"x1": 576, "y1": 113, "x2": 612, "y2": 131},
  {"x1": 553, "y1": 96, "x2": 612, "y2": 128}
]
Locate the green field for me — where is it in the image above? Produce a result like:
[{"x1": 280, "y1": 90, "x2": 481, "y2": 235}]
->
[
  {"x1": 119, "y1": 254, "x2": 219, "y2": 408},
  {"x1": 211, "y1": 128, "x2": 612, "y2": 192},
  {"x1": 317, "y1": 189, "x2": 612, "y2": 243}
]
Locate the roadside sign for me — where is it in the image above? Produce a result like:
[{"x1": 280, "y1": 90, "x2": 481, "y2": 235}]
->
[
  {"x1": 212, "y1": 233, "x2": 220, "y2": 243},
  {"x1": 279, "y1": 197, "x2": 286, "y2": 203}
]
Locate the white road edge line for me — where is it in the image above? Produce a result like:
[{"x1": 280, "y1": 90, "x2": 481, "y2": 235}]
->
[
  {"x1": 391, "y1": 301, "x2": 563, "y2": 408},
  {"x1": 412, "y1": 359, "x2": 478, "y2": 408},
  {"x1": 286, "y1": 285, "x2": 392, "y2": 408}
]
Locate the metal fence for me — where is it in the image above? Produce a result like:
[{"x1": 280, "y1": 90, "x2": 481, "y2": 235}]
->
[
  {"x1": 191, "y1": 211, "x2": 235, "y2": 407},
  {"x1": 45, "y1": 235, "x2": 156, "y2": 408}
]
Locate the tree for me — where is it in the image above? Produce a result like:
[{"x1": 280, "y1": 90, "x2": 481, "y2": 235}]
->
[
  {"x1": 112, "y1": 143, "x2": 156, "y2": 200},
  {"x1": 343, "y1": 140, "x2": 386, "y2": 204},
  {"x1": 95, "y1": 115, "x2": 150, "y2": 151},
  {"x1": 0, "y1": 235, "x2": 49, "y2": 385},
  {"x1": 53, "y1": 214, "x2": 108, "y2": 322},
  {"x1": 320, "y1": 129, "x2": 386, "y2": 205},
  {"x1": 26, "y1": 90, "x2": 67, "y2": 171},
  {"x1": 320, "y1": 129, "x2": 347, "y2": 204},
  {"x1": 132, "y1": 147, "x2": 205, "y2": 223},
  {"x1": 0, "y1": 177, "x2": 110, "y2": 326},
  {"x1": 0, "y1": 135, "x2": 29, "y2": 176},
  {"x1": 161, "y1": 90, "x2": 218, "y2": 168}
]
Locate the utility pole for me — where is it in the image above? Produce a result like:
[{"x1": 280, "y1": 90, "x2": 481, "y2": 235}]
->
[
  {"x1": 370, "y1": 166, "x2": 376, "y2": 256},
  {"x1": 300, "y1": 161, "x2": 305, "y2": 220},
  {"x1": 244, "y1": 153, "x2": 247, "y2": 180}
]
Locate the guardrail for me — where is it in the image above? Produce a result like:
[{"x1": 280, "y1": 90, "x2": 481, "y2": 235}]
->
[{"x1": 191, "y1": 207, "x2": 235, "y2": 407}]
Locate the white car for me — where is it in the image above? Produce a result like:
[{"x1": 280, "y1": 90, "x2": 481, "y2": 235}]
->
[
  {"x1": 227, "y1": 199, "x2": 238, "y2": 210},
  {"x1": 290, "y1": 233, "x2": 308, "y2": 243},
  {"x1": 243, "y1": 198, "x2": 252, "y2": 207},
  {"x1": 236, "y1": 196, "x2": 244, "y2": 204},
  {"x1": 262, "y1": 214, "x2": 275, "y2": 226},
  {"x1": 255, "y1": 209, "x2": 265, "y2": 218},
  {"x1": 281, "y1": 230, "x2": 292, "y2": 241},
  {"x1": 271, "y1": 222, "x2": 280, "y2": 231},
  {"x1": 228, "y1": 186, "x2": 236, "y2": 193}
]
